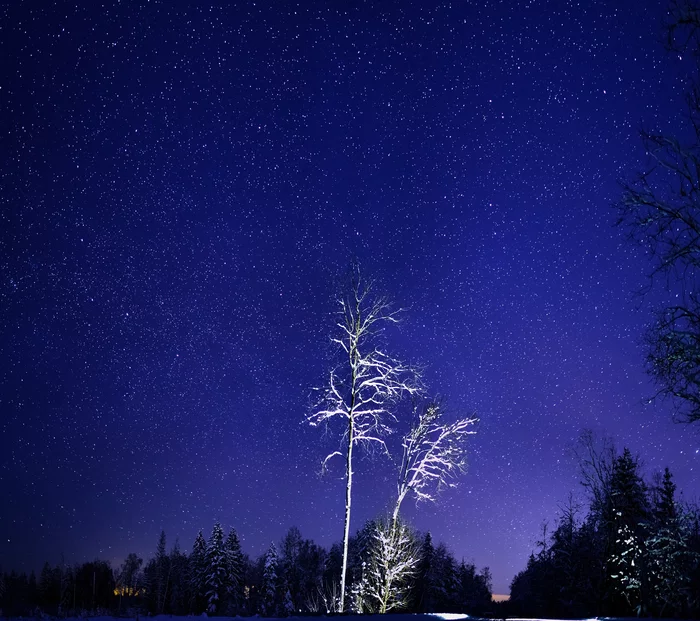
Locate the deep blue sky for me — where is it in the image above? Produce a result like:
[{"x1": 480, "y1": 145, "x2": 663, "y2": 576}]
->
[{"x1": 1, "y1": 0, "x2": 698, "y2": 595}]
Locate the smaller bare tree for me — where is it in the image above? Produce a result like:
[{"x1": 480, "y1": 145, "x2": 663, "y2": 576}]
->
[
  {"x1": 393, "y1": 400, "x2": 477, "y2": 529},
  {"x1": 572, "y1": 429, "x2": 616, "y2": 521}
]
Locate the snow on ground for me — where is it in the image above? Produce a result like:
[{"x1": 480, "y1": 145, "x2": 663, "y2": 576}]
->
[
  {"x1": 30, "y1": 616, "x2": 475, "y2": 621},
  {"x1": 8, "y1": 615, "x2": 682, "y2": 621}
]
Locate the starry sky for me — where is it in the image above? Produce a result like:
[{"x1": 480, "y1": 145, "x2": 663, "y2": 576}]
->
[{"x1": 1, "y1": 0, "x2": 699, "y2": 595}]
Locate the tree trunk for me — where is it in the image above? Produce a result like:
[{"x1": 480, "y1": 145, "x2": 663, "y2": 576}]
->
[
  {"x1": 339, "y1": 416, "x2": 354, "y2": 613},
  {"x1": 391, "y1": 489, "x2": 407, "y2": 534}
]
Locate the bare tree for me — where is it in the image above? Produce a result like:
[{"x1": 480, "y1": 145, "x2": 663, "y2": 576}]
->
[
  {"x1": 305, "y1": 580, "x2": 341, "y2": 614},
  {"x1": 393, "y1": 400, "x2": 477, "y2": 529},
  {"x1": 617, "y1": 0, "x2": 700, "y2": 423},
  {"x1": 618, "y1": 121, "x2": 700, "y2": 423},
  {"x1": 306, "y1": 267, "x2": 422, "y2": 611},
  {"x1": 572, "y1": 429, "x2": 616, "y2": 521}
]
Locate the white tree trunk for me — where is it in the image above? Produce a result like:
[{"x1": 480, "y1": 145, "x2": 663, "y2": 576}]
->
[{"x1": 339, "y1": 417, "x2": 354, "y2": 613}]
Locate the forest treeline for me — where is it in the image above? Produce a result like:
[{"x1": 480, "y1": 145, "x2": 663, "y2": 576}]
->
[
  {"x1": 504, "y1": 434, "x2": 700, "y2": 618},
  {"x1": 0, "y1": 522, "x2": 492, "y2": 618},
  {"x1": 2, "y1": 438, "x2": 700, "y2": 619}
]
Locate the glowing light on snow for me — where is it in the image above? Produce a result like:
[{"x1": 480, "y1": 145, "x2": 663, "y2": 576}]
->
[{"x1": 428, "y1": 615, "x2": 470, "y2": 621}]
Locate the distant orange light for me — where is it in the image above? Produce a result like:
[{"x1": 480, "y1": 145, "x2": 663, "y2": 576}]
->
[{"x1": 113, "y1": 586, "x2": 146, "y2": 597}]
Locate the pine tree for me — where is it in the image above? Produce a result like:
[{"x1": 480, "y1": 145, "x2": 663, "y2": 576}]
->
[
  {"x1": 154, "y1": 530, "x2": 170, "y2": 613},
  {"x1": 349, "y1": 563, "x2": 370, "y2": 613},
  {"x1": 142, "y1": 558, "x2": 158, "y2": 613},
  {"x1": 115, "y1": 553, "x2": 144, "y2": 613},
  {"x1": 261, "y1": 543, "x2": 279, "y2": 616},
  {"x1": 168, "y1": 540, "x2": 190, "y2": 615},
  {"x1": 280, "y1": 527, "x2": 302, "y2": 609},
  {"x1": 282, "y1": 587, "x2": 295, "y2": 616},
  {"x1": 189, "y1": 530, "x2": 207, "y2": 613},
  {"x1": 57, "y1": 558, "x2": 72, "y2": 616},
  {"x1": 646, "y1": 468, "x2": 699, "y2": 616},
  {"x1": 653, "y1": 468, "x2": 678, "y2": 525},
  {"x1": 27, "y1": 571, "x2": 37, "y2": 613},
  {"x1": 610, "y1": 522, "x2": 644, "y2": 614},
  {"x1": 609, "y1": 449, "x2": 649, "y2": 528},
  {"x1": 38, "y1": 562, "x2": 59, "y2": 612},
  {"x1": 415, "y1": 532, "x2": 435, "y2": 612},
  {"x1": 204, "y1": 522, "x2": 228, "y2": 614},
  {"x1": 224, "y1": 528, "x2": 244, "y2": 614},
  {"x1": 347, "y1": 520, "x2": 377, "y2": 595},
  {"x1": 427, "y1": 543, "x2": 459, "y2": 612},
  {"x1": 548, "y1": 498, "x2": 594, "y2": 616},
  {"x1": 478, "y1": 567, "x2": 492, "y2": 603},
  {"x1": 606, "y1": 448, "x2": 650, "y2": 614},
  {"x1": 454, "y1": 561, "x2": 491, "y2": 615},
  {"x1": 321, "y1": 543, "x2": 343, "y2": 612}
]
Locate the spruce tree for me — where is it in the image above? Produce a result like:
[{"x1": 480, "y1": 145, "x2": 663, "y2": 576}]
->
[
  {"x1": 224, "y1": 528, "x2": 244, "y2": 614},
  {"x1": 168, "y1": 540, "x2": 190, "y2": 615},
  {"x1": 415, "y1": 532, "x2": 435, "y2": 612},
  {"x1": 282, "y1": 587, "x2": 295, "y2": 616},
  {"x1": 280, "y1": 527, "x2": 302, "y2": 609},
  {"x1": 428, "y1": 543, "x2": 458, "y2": 612},
  {"x1": 609, "y1": 449, "x2": 649, "y2": 528},
  {"x1": 607, "y1": 448, "x2": 650, "y2": 614},
  {"x1": 205, "y1": 522, "x2": 228, "y2": 614},
  {"x1": 261, "y1": 543, "x2": 279, "y2": 616},
  {"x1": 154, "y1": 530, "x2": 170, "y2": 613},
  {"x1": 189, "y1": 530, "x2": 207, "y2": 613},
  {"x1": 646, "y1": 468, "x2": 698, "y2": 616},
  {"x1": 654, "y1": 468, "x2": 678, "y2": 525},
  {"x1": 38, "y1": 562, "x2": 58, "y2": 612}
]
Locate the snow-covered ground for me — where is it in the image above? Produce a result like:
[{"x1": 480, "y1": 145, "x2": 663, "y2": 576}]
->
[
  {"x1": 9, "y1": 614, "x2": 677, "y2": 621},
  {"x1": 21, "y1": 616, "x2": 477, "y2": 621}
]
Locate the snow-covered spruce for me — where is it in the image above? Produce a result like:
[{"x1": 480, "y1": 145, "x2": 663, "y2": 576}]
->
[
  {"x1": 204, "y1": 523, "x2": 228, "y2": 614},
  {"x1": 261, "y1": 543, "x2": 280, "y2": 616}
]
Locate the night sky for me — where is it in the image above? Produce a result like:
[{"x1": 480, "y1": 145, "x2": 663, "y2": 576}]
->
[{"x1": 2, "y1": 0, "x2": 699, "y2": 596}]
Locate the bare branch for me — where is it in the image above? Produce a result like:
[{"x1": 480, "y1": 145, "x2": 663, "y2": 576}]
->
[
  {"x1": 572, "y1": 429, "x2": 616, "y2": 520},
  {"x1": 616, "y1": 6, "x2": 700, "y2": 424},
  {"x1": 646, "y1": 301, "x2": 700, "y2": 422},
  {"x1": 393, "y1": 400, "x2": 477, "y2": 524},
  {"x1": 356, "y1": 518, "x2": 420, "y2": 614}
]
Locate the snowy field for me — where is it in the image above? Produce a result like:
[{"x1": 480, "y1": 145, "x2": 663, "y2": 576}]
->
[{"x1": 9, "y1": 614, "x2": 680, "y2": 621}]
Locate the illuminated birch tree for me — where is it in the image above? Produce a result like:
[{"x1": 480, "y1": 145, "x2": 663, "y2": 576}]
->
[{"x1": 306, "y1": 267, "x2": 422, "y2": 611}]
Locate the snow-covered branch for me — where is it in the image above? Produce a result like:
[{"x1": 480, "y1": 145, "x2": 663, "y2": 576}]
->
[
  {"x1": 360, "y1": 519, "x2": 420, "y2": 613},
  {"x1": 394, "y1": 400, "x2": 477, "y2": 522},
  {"x1": 306, "y1": 276, "x2": 422, "y2": 461}
]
